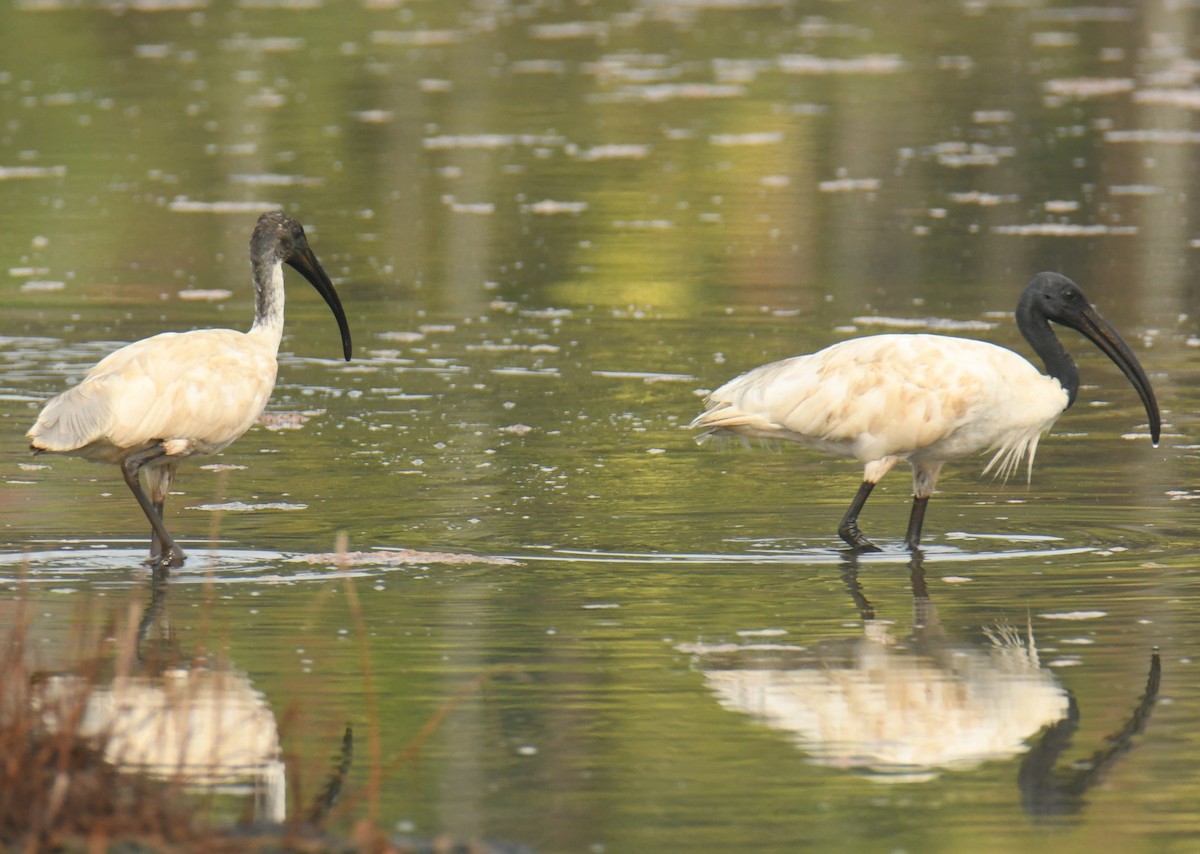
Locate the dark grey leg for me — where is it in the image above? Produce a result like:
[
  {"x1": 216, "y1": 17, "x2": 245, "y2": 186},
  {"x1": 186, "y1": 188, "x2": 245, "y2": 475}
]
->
[
  {"x1": 903, "y1": 495, "x2": 930, "y2": 551},
  {"x1": 148, "y1": 499, "x2": 165, "y2": 561},
  {"x1": 837, "y1": 481, "x2": 881, "y2": 552},
  {"x1": 120, "y1": 446, "x2": 185, "y2": 569}
]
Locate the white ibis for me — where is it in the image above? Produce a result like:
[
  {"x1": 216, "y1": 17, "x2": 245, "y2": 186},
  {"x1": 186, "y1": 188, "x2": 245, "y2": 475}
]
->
[
  {"x1": 27, "y1": 210, "x2": 352, "y2": 569},
  {"x1": 692, "y1": 272, "x2": 1161, "y2": 551}
]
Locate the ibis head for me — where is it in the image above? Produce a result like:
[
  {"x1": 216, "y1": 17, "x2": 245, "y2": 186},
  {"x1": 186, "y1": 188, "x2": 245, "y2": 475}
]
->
[
  {"x1": 252, "y1": 210, "x2": 352, "y2": 362},
  {"x1": 1017, "y1": 272, "x2": 1160, "y2": 444}
]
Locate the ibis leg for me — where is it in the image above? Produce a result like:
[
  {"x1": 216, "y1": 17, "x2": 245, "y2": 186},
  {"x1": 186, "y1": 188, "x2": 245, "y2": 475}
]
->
[
  {"x1": 148, "y1": 500, "x2": 165, "y2": 562},
  {"x1": 145, "y1": 460, "x2": 178, "y2": 563},
  {"x1": 837, "y1": 481, "x2": 881, "y2": 552},
  {"x1": 903, "y1": 496, "x2": 930, "y2": 551},
  {"x1": 121, "y1": 446, "x2": 186, "y2": 569}
]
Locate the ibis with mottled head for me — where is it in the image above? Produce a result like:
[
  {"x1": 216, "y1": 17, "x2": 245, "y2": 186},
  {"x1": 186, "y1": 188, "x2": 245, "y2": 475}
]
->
[{"x1": 27, "y1": 211, "x2": 352, "y2": 569}]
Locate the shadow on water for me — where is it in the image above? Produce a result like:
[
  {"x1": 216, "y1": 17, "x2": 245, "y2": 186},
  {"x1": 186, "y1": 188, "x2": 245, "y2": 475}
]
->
[{"x1": 681, "y1": 553, "x2": 1161, "y2": 816}]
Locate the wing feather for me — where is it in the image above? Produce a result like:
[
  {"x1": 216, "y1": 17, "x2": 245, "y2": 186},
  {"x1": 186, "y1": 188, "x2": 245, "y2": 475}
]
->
[
  {"x1": 693, "y1": 334, "x2": 1067, "y2": 468},
  {"x1": 28, "y1": 329, "x2": 279, "y2": 459}
]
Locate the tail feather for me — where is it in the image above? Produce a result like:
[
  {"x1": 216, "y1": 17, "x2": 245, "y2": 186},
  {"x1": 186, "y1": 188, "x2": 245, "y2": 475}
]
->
[
  {"x1": 27, "y1": 382, "x2": 113, "y2": 453},
  {"x1": 690, "y1": 401, "x2": 775, "y2": 433}
]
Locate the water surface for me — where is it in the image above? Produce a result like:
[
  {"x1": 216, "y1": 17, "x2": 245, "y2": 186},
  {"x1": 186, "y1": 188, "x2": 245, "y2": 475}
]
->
[{"x1": 4, "y1": 1, "x2": 1200, "y2": 851}]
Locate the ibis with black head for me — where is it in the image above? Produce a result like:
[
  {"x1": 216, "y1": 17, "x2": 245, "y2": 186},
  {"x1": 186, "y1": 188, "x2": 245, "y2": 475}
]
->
[{"x1": 692, "y1": 272, "x2": 1161, "y2": 551}]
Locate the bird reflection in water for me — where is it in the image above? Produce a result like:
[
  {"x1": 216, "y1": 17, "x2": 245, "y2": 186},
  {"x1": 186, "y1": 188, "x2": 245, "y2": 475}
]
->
[
  {"x1": 682, "y1": 555, "x2": 1160, "y2": 810},
  {"x1": 1019, "y1": 647, "x2": 1160, "y2": 818},
  {"x1": 36, "y1": 572, "x2": 288, "y2": 823}
]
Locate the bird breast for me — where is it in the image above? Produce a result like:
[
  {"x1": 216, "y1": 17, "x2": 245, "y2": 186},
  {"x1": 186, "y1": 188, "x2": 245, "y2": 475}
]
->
[
  {"x1": 28, "y1": 328, "x2": 280, "y2": 462},
  {"x1": 697, "y1": 334, "x2": 1069, "y2": 464}
]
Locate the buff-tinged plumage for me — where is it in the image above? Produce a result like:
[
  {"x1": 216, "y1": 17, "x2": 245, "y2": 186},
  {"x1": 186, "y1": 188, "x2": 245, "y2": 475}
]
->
[
  {"x1": 28, "y1": 327, "x2": 280, "y2": 464},
  {"x1": 694, "y1": 334, "x2": 1069, "y2": 486},
  {"x1": 692, "y1": 273, "x2": 1160, "y2": 551},
  {"x1": 26, "y1": 211, "x2": 352, "y2": 569}
]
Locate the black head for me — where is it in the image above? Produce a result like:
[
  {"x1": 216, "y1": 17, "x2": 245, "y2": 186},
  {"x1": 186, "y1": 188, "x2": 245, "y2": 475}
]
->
[
  {"x1": 1018, "y1": 271, "x2": 1160, "y2": 444},
  {"x1": 251, "y1": 210, "x2": 308, "y2": 265},
  {"x1": 251, "y1": 210, "x2": 352, "y2": 361},
  {"x1": 1021, "y1": 271, "x2": 1093, "y2": 326}
]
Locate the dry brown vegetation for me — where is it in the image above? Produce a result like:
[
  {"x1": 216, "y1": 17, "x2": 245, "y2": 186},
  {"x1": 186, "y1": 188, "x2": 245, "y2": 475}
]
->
[
  {"x1": 0, "y1": 588, "x2": 526, "y2": 854},
  {"x1": 0, "y1": 601, "x2": 209, "y2": 853}
]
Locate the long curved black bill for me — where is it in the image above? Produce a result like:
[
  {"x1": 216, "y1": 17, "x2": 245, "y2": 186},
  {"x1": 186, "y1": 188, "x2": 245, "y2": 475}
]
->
[
  {"x1": 1073, "y1": 306, "x2": 1161, "y2": 445},
  {"x1": 287, "y1": 245, "x2": 353, "y2": 361}
]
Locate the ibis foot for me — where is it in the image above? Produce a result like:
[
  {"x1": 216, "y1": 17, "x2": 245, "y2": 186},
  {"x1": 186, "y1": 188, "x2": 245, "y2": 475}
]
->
[
  {"x1": 838, "y1": 523, "x2": 882, "y2": 553},
  {"x1": 144, "y1": 545, "x2": 186, "y2": 570},
  {"x1": 837, "y1": 480, "x2": 881, "y2": 552}
]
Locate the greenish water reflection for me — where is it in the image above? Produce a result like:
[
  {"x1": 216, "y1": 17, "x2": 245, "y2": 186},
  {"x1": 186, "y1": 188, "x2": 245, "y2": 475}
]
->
[{"x1": 4, "y1": 0, "x2": 1200, "y2": 851}]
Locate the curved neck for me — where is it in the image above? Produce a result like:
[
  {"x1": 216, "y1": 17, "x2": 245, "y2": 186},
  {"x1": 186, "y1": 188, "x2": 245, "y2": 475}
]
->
[
  {"x1": 249, "y1": 259, "x2": 285, "y2": 351},
  {"x1": 1016, "y1": 290, "x2": 1078, "y2": 407}
]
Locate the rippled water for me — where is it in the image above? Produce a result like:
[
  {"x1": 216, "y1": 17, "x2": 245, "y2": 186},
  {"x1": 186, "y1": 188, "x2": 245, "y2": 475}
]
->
[{"x1": 5, "y1": 1, "x2": 1200, "y2": 851}]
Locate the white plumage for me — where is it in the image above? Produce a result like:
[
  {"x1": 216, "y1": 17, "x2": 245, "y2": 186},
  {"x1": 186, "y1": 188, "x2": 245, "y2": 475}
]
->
[
  {"x1": 701, "y1": 334, "x2": 1068, "y2": 483},
  {"x1": 693, "y1": 273, "x2": 1160, "y2": 550},
  {"x1": 27, "y1": 211, "x2": 352, "y2": 569},
  {"x1": 30, "y1": 327, "x2": 279, "y2": 464}
]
